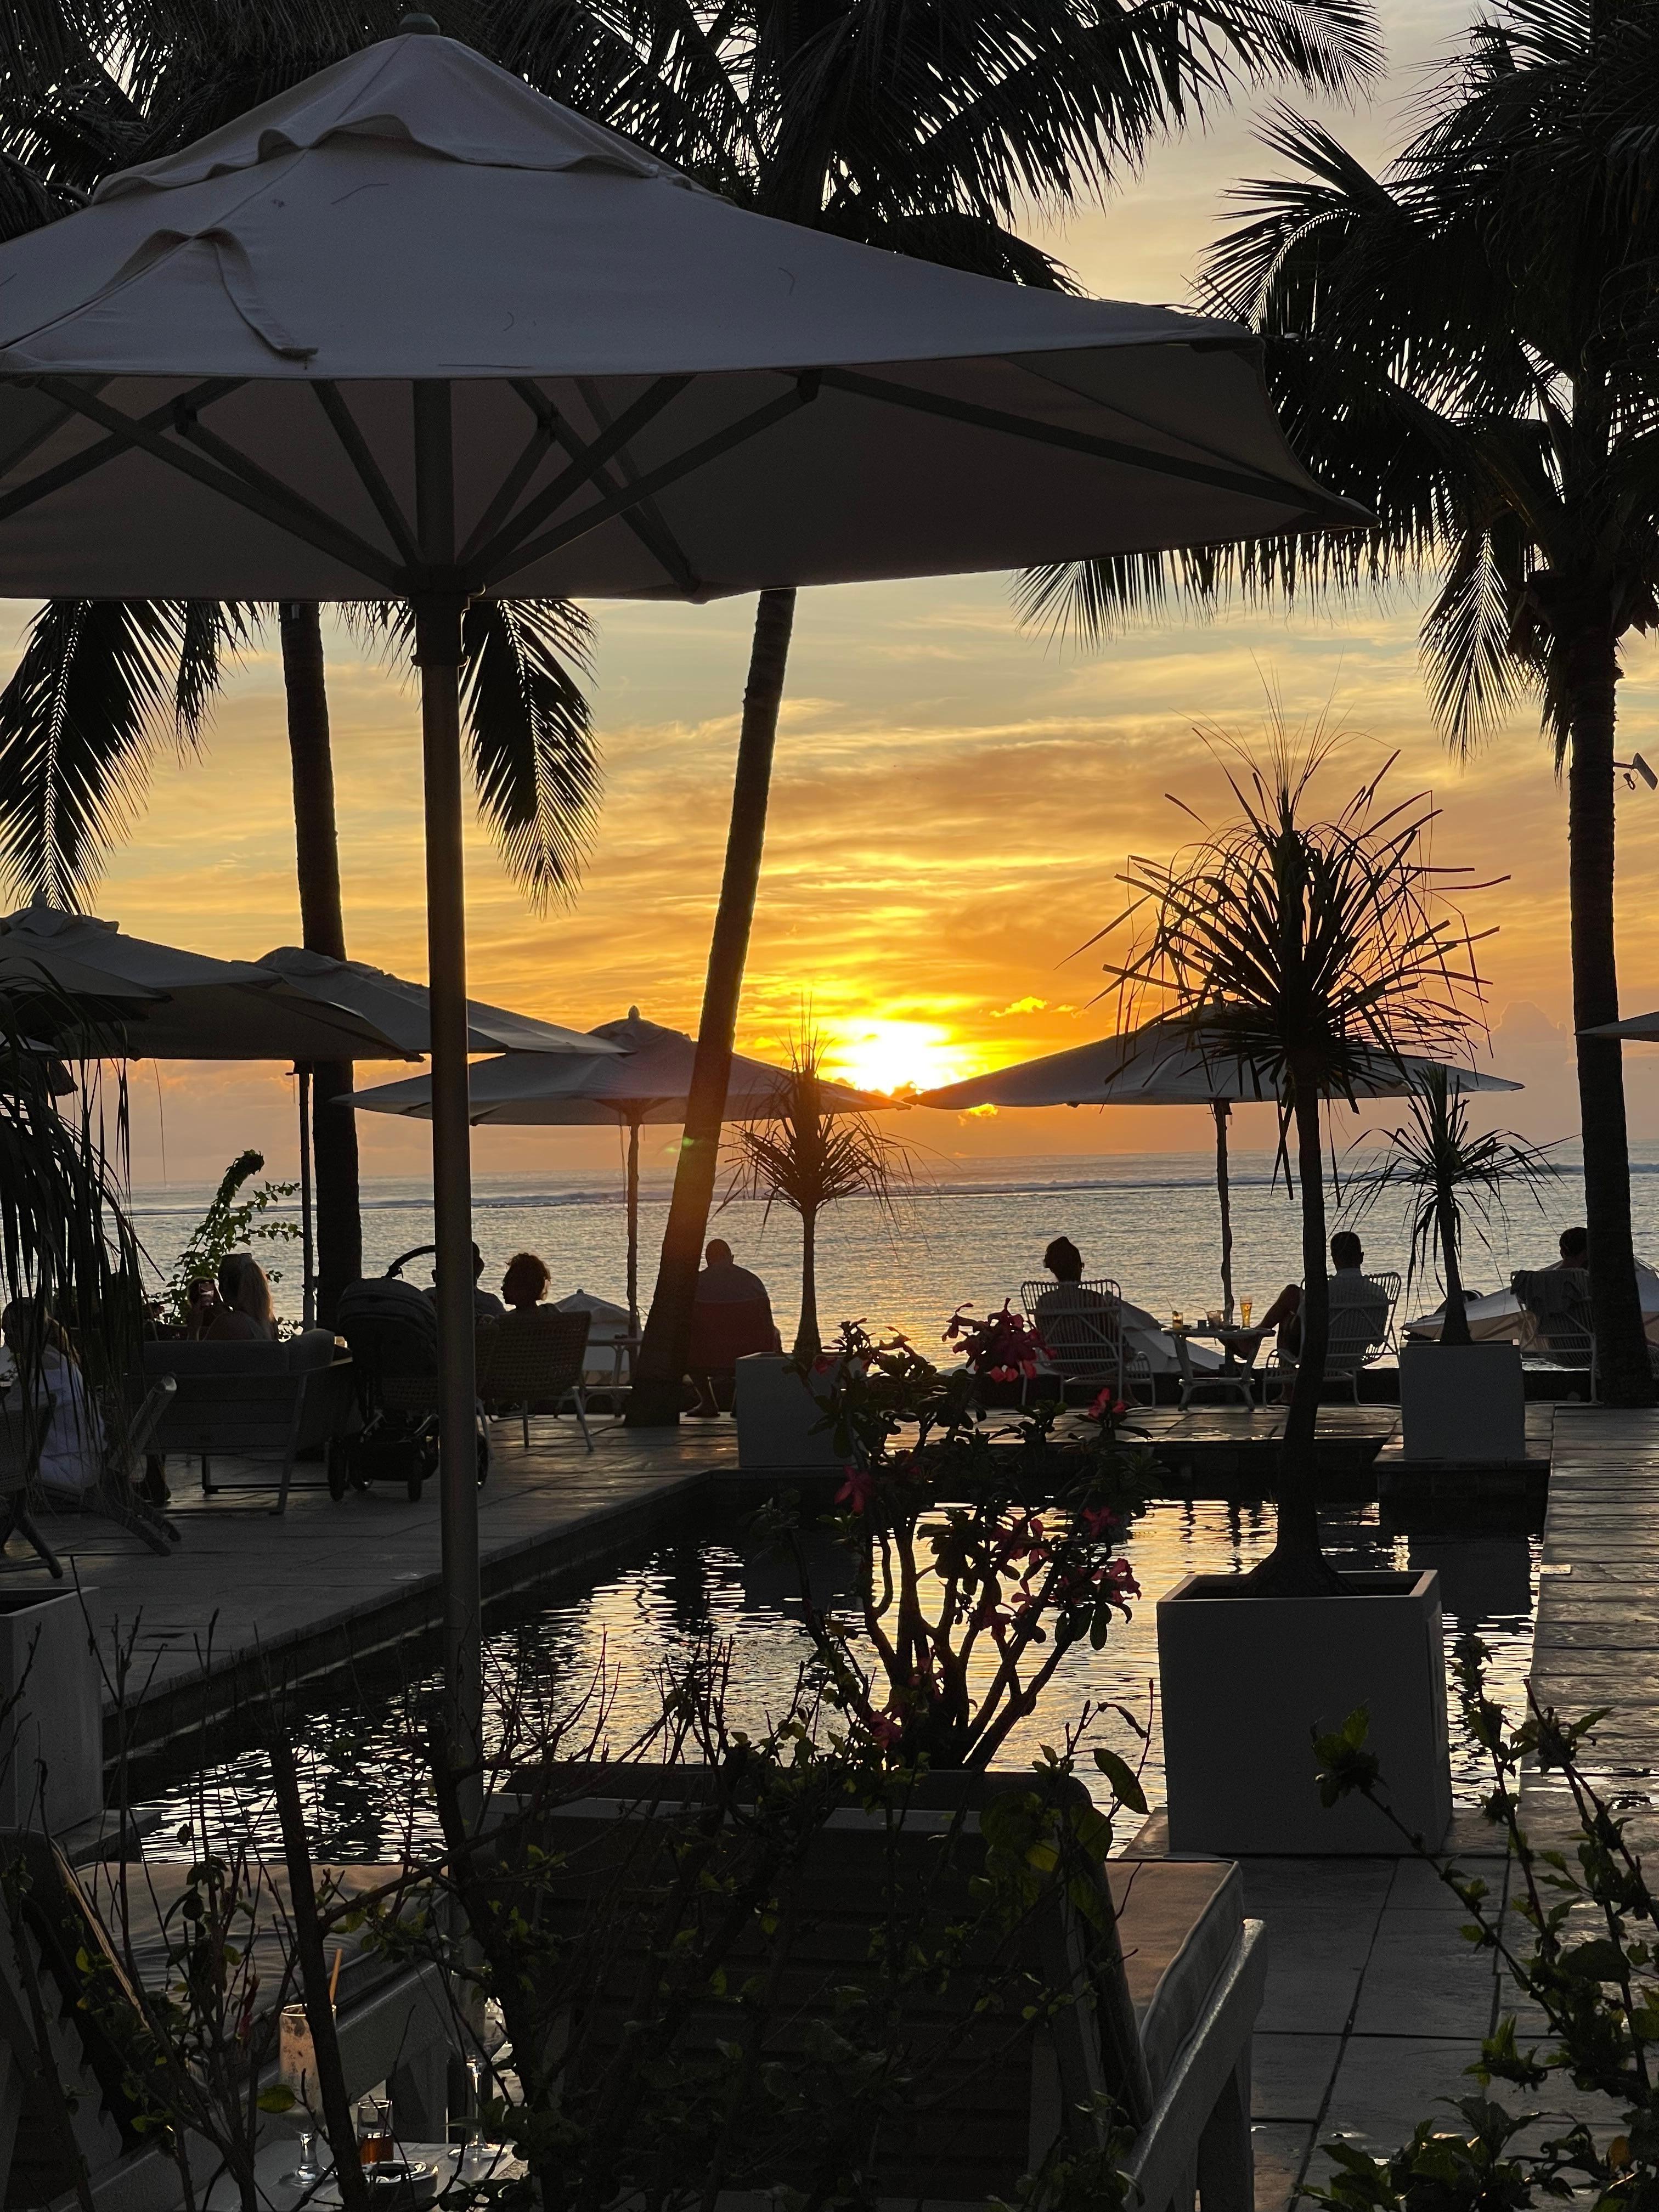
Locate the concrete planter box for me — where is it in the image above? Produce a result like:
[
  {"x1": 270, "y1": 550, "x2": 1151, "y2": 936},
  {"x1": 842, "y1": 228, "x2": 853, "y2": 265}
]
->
[
  {"x1": 734, "y1": 1353, "x2": 845, "y2": 1471},
  {"x1": 1399, "y1": 1340, "x2": 1527, "y2": 1463},
  {"x1": 0, "y1": 1587, "x2": 101, "y2": 1831},
  {"x1": 1158, "y1": 1568, "x2": 1451, "y2": 1855}
]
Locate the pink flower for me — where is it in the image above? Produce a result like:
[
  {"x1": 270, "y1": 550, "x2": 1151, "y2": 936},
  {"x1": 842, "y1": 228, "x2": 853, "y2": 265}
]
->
[
  {"x1": 1088, "y1": 1388, "x2": 1127, "y2": 1421},
  {"x1": 870, "y1": 1713, "x2": 900, "y2": 1748},
  {"x1": 1106, "y1": 1558, "x2": 1141, "y2": 1599},
  {"x1": 837, "y1": 1466, "x2": 876, "y2": 1514},
  {"x1": 1081, "y1": 1505, "x2": 1121, "y2": 1538}
]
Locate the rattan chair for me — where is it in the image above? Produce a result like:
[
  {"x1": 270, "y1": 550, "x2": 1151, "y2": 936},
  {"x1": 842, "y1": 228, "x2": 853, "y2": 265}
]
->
[
  {"x1": 1267, "y1": 1272, "x2": 1401, "y2": 1403},
  {"x1": 1018, "y1": 1279, "x2": 1155, "y2": 1406},
  {"x1": 476, "y1": 1307, "x2": 594, "y2": 1448},
  {"x1": 1511, "y1": 1267, "x2": 1594, "y2": 1367}
]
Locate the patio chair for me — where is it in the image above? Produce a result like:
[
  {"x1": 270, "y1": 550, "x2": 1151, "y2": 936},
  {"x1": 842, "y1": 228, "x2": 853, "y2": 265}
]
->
[
  {"x1": 0, "y1": 1830, "x2": 456, "y2": 2210},
  {"x1": 476, "y1": 1307, "x2": 594, "y2": 1449},
  {"x1": 1267, "y1": 1272, "x2": 1401, "y2": 1403},
  {"x1": 1512, "y1": 1267, "x2": 1594, "y2": 1375},
  {"x1": 1018, "y1": 1279, "x2": 1155, "y2": 1407},
  {"x1": 0, "y1": 1401, "x2": 63, "y2": 1578},
  {"x1": 494, "y1": 1762, "x2": 1265, "y2": 2212},
  {"x1": 140, "y1": 1329, "x2": 356, "y2": 1514}
]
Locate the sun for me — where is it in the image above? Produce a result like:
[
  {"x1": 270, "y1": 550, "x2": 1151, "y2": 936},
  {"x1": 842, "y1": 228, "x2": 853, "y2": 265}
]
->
[{"x1": 825, "y1": 1019, "x2": 968, "y2": 1099}]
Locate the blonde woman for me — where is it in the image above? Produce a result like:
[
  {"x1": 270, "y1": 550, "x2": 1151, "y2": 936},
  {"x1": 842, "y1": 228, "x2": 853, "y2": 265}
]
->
[{"x1": 206, "y1": 1255, "x2": 279, "y2": 1342}]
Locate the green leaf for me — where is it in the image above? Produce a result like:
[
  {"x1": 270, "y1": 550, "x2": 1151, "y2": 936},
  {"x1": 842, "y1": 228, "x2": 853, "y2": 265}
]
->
[
  {"x1": 1093, "y1": 1746, "x2": 1149, "y2": 1815},
  {"x1": 257, "y1": 2085, "x2": 297, "y2": 2114}
]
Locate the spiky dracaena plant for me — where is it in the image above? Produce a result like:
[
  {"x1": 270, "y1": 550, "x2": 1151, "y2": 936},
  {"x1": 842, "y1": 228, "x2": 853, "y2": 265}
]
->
[
  {"x1": 723, "y1": 1029, "x2": 912, "y2": 1359},
  {"x1": 1347, "y1": 1065, "x2": 1557, "y2": 1347},
  {"x1": 1096, "y1": 726, "x2": 1492, "y2": 1593}
]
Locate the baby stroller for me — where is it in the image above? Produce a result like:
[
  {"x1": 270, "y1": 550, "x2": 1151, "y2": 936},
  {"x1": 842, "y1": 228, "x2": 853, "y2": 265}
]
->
[{"x1": 332, "y1": 1246, "x2": 490, "y2": 1501}]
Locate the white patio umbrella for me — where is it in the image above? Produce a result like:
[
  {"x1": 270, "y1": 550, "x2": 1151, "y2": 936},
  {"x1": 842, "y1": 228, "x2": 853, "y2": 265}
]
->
[
  {"x1": 1585, "y1": 1012, "x2": 1659, "y2": 1042},
  {"x1": 922, "y1": 1020, "x2": 1522, "y2": 1313},
  {"x1": 350, "y1": 1008, "x2": 882, "y2": 1329},
  {"x1": 0, "y1": 26, "x2": 1358, "y2": 1769}
]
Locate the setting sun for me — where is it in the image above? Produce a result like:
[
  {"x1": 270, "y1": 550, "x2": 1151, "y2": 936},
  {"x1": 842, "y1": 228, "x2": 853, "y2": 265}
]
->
[{"x1": 823, "y1": 1019, "x2": 970, "y2": 1100}]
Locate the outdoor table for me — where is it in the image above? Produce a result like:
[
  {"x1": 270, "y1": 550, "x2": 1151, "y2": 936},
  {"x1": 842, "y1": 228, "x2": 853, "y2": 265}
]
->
[
  {"x1": 1169, "y1": 1323, "x2": 1261, "y2": 1369},
  {"x1": 209, "y1": 2138, "x2": 527, "y2": 2207}
]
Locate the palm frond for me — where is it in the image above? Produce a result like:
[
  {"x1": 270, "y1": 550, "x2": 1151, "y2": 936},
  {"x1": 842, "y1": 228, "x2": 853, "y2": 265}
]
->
[
  {"x1": 0, "y1": 600, "x2": 195, "y2": 910},
  {"x1": 461, "y1": 598, "x2": 602, "y2": 911},
  {"x1": 1421, "y1": 522, "x2": 1534, "y2": 752}
]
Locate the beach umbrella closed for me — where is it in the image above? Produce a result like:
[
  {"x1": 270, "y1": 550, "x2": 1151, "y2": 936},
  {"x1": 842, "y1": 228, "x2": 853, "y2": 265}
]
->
[
  {"x1": 351, "y1": 1009, "x2": 882, "y2": 1329},
  {"x1": 922, "y1": 1020, "x2": 1522, "y2": 1313},
  {"x1": 0, "y1": 26, "x2": 1356, "y2": 1772}
]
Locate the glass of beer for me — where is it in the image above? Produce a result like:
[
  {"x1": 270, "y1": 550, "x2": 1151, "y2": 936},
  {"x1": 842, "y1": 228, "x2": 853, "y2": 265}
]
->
[
  {"x1": 357, "y1": 2096, "x2": 394, "y2": 2166},
  {"x1": 1240, "y1": 1297, "x2": 1254, "y2": 1329}
]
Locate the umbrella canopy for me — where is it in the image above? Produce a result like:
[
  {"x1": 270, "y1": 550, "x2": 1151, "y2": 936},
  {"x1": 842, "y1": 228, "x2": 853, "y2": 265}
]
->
[
  {"x1": 254, "y1": 947, "x2": 624, "y2": 1059},
  {"x1": 1586, "y1": 1013, "x2": 1659, "y2": 1042},
  {"x1": 922, "y1": 1020, "x2": 1522, "y2": 1313},
  {"x1": 351, "y1": 1009, "x2": 883, "y2": 1326},
  {"x1": 0, "y1": 25, "x2": 1357, "y2": 1779}
]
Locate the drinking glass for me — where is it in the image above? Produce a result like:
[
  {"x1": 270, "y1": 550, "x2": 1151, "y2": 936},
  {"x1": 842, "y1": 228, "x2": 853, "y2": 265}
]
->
[
  {"x1": 1171, "y1": 1308, "x2": 1184, "y2": 1331},
  {"x1": 459, "y1": 2055, "x2": 495, "y2": 2179},
  {"x1": 357, "y1": 2096, "x2": 393, "y2": 2166},
  {"x1": 279, "y1": 2005, "x2": 325, "y2": 2188},
  {"x1": 1206, "y1": 1308, "x2": 1223, "y2": 1330},
  {"x1": 1240, "y1": 1297, "x2": 1253, "y2": 1329}
]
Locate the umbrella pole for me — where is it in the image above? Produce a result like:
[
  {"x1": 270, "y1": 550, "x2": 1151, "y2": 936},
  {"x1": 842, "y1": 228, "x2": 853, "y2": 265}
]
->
[
  {"x1": 413, "y1": 386, "x2": 481, "y2": 1801},
  {"x1": 1214, "y1": 1099, "x2": 1235, "y2": 1322},
  {"x1": 627, "y1": 1115, "x2": 641, "y2": 1336},
  {"x1": 297, "y1": 1066, "x2": 315, "y2": 1331}
]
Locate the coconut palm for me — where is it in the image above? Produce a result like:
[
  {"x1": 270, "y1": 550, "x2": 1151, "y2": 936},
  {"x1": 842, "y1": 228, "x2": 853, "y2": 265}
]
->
[
  {"x1": 1023, "y1": 0, "x2": 1659, "y2": 1403},
  {"x1": 1101, "y1": 729, "x2": 1491, "y2": 1593},
  {"x1": 534, "y1": 0, "x2": 1387, "y2": 1424}
]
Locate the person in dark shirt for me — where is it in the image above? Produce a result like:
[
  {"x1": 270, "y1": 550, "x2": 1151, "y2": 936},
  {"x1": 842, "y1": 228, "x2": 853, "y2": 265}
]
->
[{"x1": 687, "y1": 1240, "x2": 780, "y2": 1415}]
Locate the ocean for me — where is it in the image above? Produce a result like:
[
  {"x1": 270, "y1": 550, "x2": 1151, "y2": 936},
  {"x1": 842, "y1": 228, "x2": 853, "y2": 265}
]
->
[{"x1": 125, "y1": 1140, "x2": 1646, "y2": 1349}]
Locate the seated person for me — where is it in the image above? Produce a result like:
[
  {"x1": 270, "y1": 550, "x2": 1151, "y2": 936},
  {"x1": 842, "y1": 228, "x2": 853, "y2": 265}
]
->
[
  {"x1": 428, "y1": 1243, "x2": 506, "y2": 1324},
  {"x1": 501, "y1": 1251, "x2": 551, "y2": 1312},
  {"x1": 1235, "y1": 1232, "x2": 1389, "y2": 1365},
  {"x1": 686, "y1": 1240, "x2": 780, "y2": 1415},
  {"x1": 205, "y1": 1254, "x2": 280, "y2": 1343},
  {"x1": 182, "y1": 1276, "x2": 223, "y2": 1340},
  {"x1": 1550, "y1": 1225, "x2": 1589, "y2": 1271},
  {"x1": 1031, "y1": 1235, "x2": 1118, "y2": 1365},
  {"x1": 1, "y1": 1301, "x2": 103, "y2": 1499}
]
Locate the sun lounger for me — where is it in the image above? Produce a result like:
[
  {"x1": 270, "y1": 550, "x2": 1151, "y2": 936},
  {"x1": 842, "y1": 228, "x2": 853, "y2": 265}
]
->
[{"x1": 495, "y1": 1763, "x2": 1265, "y2": 2211}]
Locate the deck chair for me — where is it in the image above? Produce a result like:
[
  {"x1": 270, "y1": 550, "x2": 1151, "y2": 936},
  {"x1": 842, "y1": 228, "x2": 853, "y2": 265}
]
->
[
  {"x1": 0, "y1": 1400, "x2": 63, "y2": 1578},
  {"x1": 476, "y1": 1308, "x2": 594, "y2": 1449},
  {"x1": 1268, "y1": 1272, "x2": 1401, "y2": 1403},
  {"x1": 493, "y1": 1762, "x2": 1264, "y2": 2212},
  {"x1": 0, "y1": 1830, "x2": 456, "y2": 2211},
  {"x1": 1512, "y1": 1267, "x2": 1595, "y2": 1379},
  {"x1": 1019, "y1": 1280, "x2": 1155, "y2": 1407}
]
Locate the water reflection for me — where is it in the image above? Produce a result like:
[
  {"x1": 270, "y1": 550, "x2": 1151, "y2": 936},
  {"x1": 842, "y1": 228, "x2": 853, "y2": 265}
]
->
[{"x1": 137, "y1": 1498, "x2": 1539, "y2": 1862}]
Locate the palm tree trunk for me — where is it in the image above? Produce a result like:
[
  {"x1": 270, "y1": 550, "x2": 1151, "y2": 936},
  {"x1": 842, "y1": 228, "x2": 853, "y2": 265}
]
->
[
  {"x1": 1564, "y1": 620, "x2": 1654, "y2": 1405},
  {"x1": 280, "y1": 600, "x2": 360, "y2": 1328},
  {"x1": 795, "y1": 1206, "x2": 820, "y2": 1361},
  {"x1": 1249, "y1": 1076, "x2": 1344, "y2": 1594},
  {"x1": 628, "y1": 588, "x2": 798, "y2": 1425},
  {"x1": 1213, "y1": 1100, "x2": 1234, "y2": 1320}
]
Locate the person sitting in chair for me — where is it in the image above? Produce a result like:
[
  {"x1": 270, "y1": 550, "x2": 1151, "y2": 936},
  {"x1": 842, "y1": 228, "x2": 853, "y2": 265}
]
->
[
  {"x1": 427, "y1": 1242, "x2": 506, "y2": 1324},
  {"x1": 1235, "y1": 1232, "x2": 1388, "y2": 1365},
  {"x1": 501, "y1": 1251, "x2": 551, "y2": 1312},
  {"x1": 1032, "y1": 1238, "x2": 1115, "y2": 1359},
  {"x1": 1549, "y1": 1225, "x2": 1589, "y2": 1271},
  {"x1": 1, "y1": 1301, "x2": 103, "y2": 1499},
  {"x1": 686, "y1": 1240, "x2": 780, "y2": 1416}
]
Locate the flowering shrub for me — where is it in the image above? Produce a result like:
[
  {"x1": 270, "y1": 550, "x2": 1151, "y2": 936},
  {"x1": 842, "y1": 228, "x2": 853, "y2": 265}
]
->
[{"x1": 768, "y1": 1315, "x2": 1150, "y2": 1770}]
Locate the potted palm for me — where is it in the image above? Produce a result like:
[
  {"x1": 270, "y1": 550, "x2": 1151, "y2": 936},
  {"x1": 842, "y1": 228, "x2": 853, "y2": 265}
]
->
[
  {"x1": 725, "y1": 1029, "x2": 912, "y2": 1471},
  {"x1": 1102, "y1": 728, "x2": 1492, "y2": 1850},
  {"x1": 1352, "y1": 1065, "x2": 1555, "y2": 1463}
]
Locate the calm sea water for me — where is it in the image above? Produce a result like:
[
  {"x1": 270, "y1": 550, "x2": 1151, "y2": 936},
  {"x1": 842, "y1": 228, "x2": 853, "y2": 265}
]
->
[
  {"x1": 138, "y1": 1500, "x2": 1538, "y2": 1862},
  {"x1": 126, "y1": 1142, "x2": 1645, "y2": 1350}
]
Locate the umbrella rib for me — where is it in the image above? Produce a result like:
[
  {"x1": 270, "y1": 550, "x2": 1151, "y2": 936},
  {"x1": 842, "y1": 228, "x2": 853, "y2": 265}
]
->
[
  {"x1": 174, "y1": 410, "x2": 409, "y2": 586},
  {"x1": 572, "y1": 378, "x2": 700, "y2": 595},
  {"x1": 312, "y1": 382, "x2": 421, "y2": 569},
  {"x1": 483, "y1": 376, "x2": 821, "y2": 587},
  {"x1": 469, "y1": 375, "x2": 694, "y2": 578},
  {"x1": 35, "y1": 376, "x2": 404, "y2": 590},
  {"x1": 0, "y1": 377, "x2": 244, "y2": 527},
  {"x1": 813, "y1": 367, "x2": 1361, "y2": 523},
  {"x1": 458, "y1": 392, "x2": 558, "y2": 567}
]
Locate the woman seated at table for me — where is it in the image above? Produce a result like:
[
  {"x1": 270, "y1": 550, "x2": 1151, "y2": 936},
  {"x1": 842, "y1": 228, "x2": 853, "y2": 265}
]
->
[
  {"x1": 1, "y1": 1301, "x2": 103, "y2": 1498},
  {"x1": 205, "y1": 1254, "x2": 279, "y2": 1343},
  {"x1": 499, "y1": 1251, "x2": 551, "y2": 1314}
]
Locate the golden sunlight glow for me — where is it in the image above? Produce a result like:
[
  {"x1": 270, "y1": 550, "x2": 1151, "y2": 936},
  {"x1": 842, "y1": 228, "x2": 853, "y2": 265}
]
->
[{"x1": 825, "y1": 1019, "x2": 970, "y2": 1099}]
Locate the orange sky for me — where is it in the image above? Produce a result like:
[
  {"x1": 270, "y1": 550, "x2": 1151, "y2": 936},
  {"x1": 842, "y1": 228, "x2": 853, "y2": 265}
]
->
[{"x1": 19, "y1": 0, "x2": 1659, "y2": 1187}]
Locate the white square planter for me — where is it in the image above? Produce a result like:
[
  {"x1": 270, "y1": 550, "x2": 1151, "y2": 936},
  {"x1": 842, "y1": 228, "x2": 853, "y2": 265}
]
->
[
  {"x1": 0, "y1": 1588, "x2": 101, "y2": 1831},
  {"x1": 1399, "y1": 1340, "x2": 1527, "y2": 1464},
  {"x1": 733, "y1": 1353, "x2": 845, "y2": 1471},
  {"x1": 1158, "y1": 1568, "x2": 1451, "y2": 1855}
]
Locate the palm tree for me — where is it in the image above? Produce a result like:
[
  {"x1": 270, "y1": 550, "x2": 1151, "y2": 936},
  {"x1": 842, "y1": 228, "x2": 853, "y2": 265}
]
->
[
  {"x1": 0, "y1": 594, "x2": 599, "y2": 1321},
  {"x1": 1024, "y1": 0, "x2": 1659, "y2": 1403},
  {"x1": 541, "y1": 0, "x2": 1387, "y2": 1424},
  {"x1": 1103, "y1": 728, "x2": 1490, "y2": 1594}
]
